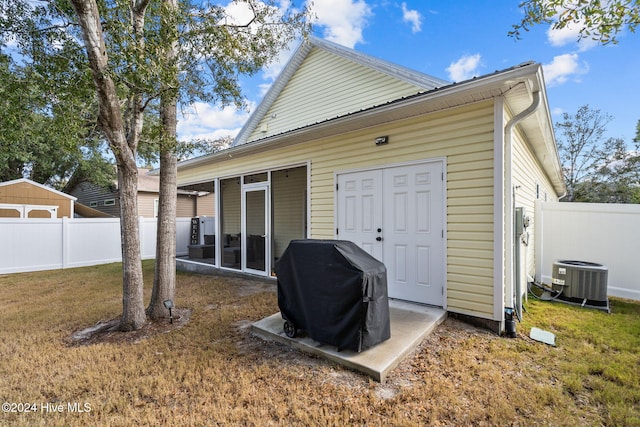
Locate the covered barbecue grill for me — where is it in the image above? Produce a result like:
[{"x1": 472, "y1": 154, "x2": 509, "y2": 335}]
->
[{"x1": 275, "y1": 239, "x2": 390, "y2": 352}]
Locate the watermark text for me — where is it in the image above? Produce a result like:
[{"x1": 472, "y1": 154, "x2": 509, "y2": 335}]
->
[{"x1": 2, "y1": 402, "x2": 91, "y2": 414}]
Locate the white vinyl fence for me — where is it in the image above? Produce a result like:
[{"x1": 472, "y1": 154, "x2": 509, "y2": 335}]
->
[
  {"x1": 535, "y1": 201, "x2": 640, "y2": 301},
  {"x1": 0, "y1": 217, "x2": 192, "y2": 275}
]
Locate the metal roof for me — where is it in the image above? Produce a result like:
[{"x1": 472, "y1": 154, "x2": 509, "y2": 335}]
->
[
  {"x1": 177, "y1": 51, "x2": 564, "y2": 194},
  {"x1": 232, "y1": 36, "x2": 450, "y2": 147}
]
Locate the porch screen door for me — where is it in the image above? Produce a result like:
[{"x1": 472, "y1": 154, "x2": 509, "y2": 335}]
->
[{"x1": 243, "y1": 184, "x2": 269, "y2": 275}]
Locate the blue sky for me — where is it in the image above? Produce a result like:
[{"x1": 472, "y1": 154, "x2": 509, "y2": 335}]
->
[{"x1": 177, "y1": 1, "x2": 640, "y2": 147}]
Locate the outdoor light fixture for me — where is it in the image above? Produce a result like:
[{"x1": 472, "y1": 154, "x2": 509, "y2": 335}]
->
[
  {"x1": 163, "y1": 299, "x2": 174, "y2": 324},
  {"x1": 375, "y1": 136, "x2": 389, "y2": 146}
]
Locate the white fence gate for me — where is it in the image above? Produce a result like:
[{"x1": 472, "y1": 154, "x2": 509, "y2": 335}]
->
[
  {"x1": 0, "y1": 217, "x2": 192, "y2": 275},
  {"x1": 535, "y1": 201, "x2": 640, "y2": 301}
]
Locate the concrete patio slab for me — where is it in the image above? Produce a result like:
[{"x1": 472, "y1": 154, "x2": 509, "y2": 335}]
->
[{"x1": 251, "y1": 300, "x2": 447, "y2": 382}]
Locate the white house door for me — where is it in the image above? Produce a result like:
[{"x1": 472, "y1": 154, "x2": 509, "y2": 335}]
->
[
  {"x1": 337, "y1": 161, "x2": 445, "y2": 306},
  {"x1": 337, "y1": 169, "x2": 383, "y2": 261}
]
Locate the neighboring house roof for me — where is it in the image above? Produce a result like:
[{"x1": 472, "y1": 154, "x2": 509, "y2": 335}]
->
[
  {"x1": 66, "y1": 167, "x2": 158, "y2": 193},
  {"x1": 177, "y1": 39, "x2": 564, "y2": 195},
  {"x1": 74, "y1": 202, "x2": 115, "y2": 218},
  {"x1": 0, "y1": 178, "x2": 77, "y2": 201},
  {"x1": 109, "y1": 168, "x2": 194, "y2": 194},
  {"x1": 233, "y1": 36, "x2": 449, "y2": 147},
  {"x1": 136, "y1": 168, "x2": 160, "y2": 192}
]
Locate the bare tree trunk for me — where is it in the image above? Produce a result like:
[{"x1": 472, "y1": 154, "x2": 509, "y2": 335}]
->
[
  {"x1": 147, "y1": 0, "x2": 178, "y2": 319},
  {"x1": 118, "y1": 165, "x2": 146, "y2": 330},
  {"x1": 71, "y1": 0, "x2": 147, "y2": 331},
  {"x1": 147, "y1": 112, "x2": 178, "y2": 319}
]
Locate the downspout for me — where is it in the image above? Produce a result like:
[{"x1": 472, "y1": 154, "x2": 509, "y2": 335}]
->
[{"x1": 503, "y1": 89, "x2": 540, "y2": 337}]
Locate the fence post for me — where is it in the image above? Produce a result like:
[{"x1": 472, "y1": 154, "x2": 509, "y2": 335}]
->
[
  {"x1": 534, "y1": 201, "x2": 542, "y2": 284},
  {"x1": 62, "y1": 216, "x2": 70, "y2": 269},
  {"x1": 139, "y1": 216, "x2": 145, "y2": 259}
]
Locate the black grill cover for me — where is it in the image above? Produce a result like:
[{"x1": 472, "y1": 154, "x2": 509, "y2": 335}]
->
[{"x1": 276, "y1": 239, "x2": 390, "y2": 352}]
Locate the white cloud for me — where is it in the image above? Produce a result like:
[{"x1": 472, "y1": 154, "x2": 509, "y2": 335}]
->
[
  {"x1": 542, "y1": 53, "x2": 589, "y2": 87},
  {"x1": 309, "y1": 0, "x2": 373, "y2": 48},
  {"x1": 446, "y1": 54, "x2": 482, "y2": 82},
  {"x1": 175, "y1": 2, "x2": 303, "y2": 144},
  {"x1": 261, "y1": 42, "x2": 298, "y2": 84},
  {"x1": 258, "y1": 42, "x2": 295, "y2": 97},
  {"x1": 258, "y1": 82, "x2": 274, "y2": 97},
  {"x1": 544, "y1": 4, "x2": 598, "y2": 52},
  {"x1": 547, "y1": 24, "x2": 579, "y2": 47},
  {"x1": 3, "y1": 33, "x2": 17, "y2": 49},
  {"x1": 177, "y1": 102, "x2": 254, "y2": 142},
  {"x1": 550, "y1": 107, "x2": 564, "y2": 117},
  {"x1": 547, "y1": 22, "x2": 598, "y2": 52},
  {"x1": 221, "y1": 0, "x2": 271, "y2": 28},
  {"x1": 177, "y1": 1, "x2": 373, "y2": 144},
  {"x1": 401, "y1": 2, "x2": 422, "y2": 33},
  {"x1": 259, "y1": 1, "x2": 374, "y2": 92}
]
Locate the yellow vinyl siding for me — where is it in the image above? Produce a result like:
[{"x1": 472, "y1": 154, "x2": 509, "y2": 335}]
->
[
  {"x1": 220, "y1": 178, "x2": 241, "y2": 235},
  {"x1": 248, "y1": 48, "x2": 423, "y2": 142},
  {"x1": 511, "y1": 125, "x2": 559, "y2": 282},
  {"x1": 245, "y1": 192, "x2": 265, "y2": 236},
  {"x1": 179, "y1": 100, "x2": 497, "y2": 319},
  {"x1": 272, "y1": 167, "x2": 307, "y2": 259}
]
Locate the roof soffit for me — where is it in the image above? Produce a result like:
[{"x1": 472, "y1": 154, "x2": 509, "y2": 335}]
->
[
  {"x1": 503, "y1": 69, "x2": 565, "y2": 194},
  {"x1": 179, "y1": 64, "x2": 539, "y2": 169},
  {"x1": 179, "y1": 62, "x2": 564, "y2": 194}
]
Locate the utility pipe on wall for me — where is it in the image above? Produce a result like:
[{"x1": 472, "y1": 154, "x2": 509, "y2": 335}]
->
[{"x1": 503, "y1": 88, "x2": 540, "y2": 332}]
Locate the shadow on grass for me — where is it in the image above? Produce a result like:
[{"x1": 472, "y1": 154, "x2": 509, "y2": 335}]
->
[{"x1": 68, "y1": 308, "x2": 192, "y2": 347}]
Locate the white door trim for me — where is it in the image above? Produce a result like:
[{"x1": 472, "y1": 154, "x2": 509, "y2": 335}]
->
[
  {"x1": 242, "y1": 182, "x2": 270, "y2": 276},
  {"x1": 334, "y1": 156, "x2": 447, "y2": 238},
  {"x1": 334, "y1": 157, "x2": 448, "y2": 177},
  {"x1": 335, "y1": 157, "x2": 447, "y2": 308}
]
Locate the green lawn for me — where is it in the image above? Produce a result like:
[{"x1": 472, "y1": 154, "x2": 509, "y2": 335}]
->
[{"x1": 1, "y1": 261, "x2": 638, "y2": 426}]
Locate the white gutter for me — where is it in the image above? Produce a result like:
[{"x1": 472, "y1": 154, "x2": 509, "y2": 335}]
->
[
  {"x1": 504, "y1": 89, "x2": 541, "y2": 324},
  {"x1": 177, "y1": 63, "x2": 542, "y2": 173}
]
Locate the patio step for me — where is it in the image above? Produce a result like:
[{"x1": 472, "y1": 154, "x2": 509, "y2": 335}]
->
[{"x1": 251, "y1": 300, "x2": 447, "y2": 382}]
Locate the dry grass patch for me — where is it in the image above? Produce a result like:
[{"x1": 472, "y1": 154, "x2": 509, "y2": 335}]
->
[{"x1": 1, "y1": 262, "x2": 639, "y2": 426}]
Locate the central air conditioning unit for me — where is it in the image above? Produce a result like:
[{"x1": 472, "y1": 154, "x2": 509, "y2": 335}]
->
[{"x1": 551, "y1": 260, "x2": 609, "y2": 311}]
